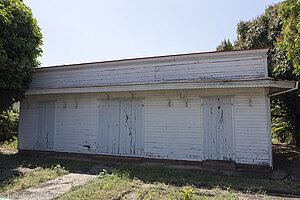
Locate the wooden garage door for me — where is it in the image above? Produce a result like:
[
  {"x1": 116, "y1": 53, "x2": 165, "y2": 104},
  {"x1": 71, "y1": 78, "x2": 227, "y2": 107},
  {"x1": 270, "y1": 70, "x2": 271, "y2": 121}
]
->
[
  {"x1": 98, "y1": 100, "x2": 143, "y2": 156},
  {"x1": 37, "y1": 102, "x2": 55, "y2": 149},
  {"x1": 202, "y1": 97, "x2": 234, "y2": 161}
]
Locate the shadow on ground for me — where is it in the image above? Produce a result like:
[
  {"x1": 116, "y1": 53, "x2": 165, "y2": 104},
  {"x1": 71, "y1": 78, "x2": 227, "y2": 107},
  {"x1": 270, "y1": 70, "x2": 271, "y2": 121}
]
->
[
  {"x1": 110, "y1": 163, "x2": 299, "y2": 195},
  {"x1": 1, "y1": 144, "x2": 300, "y2": 196},
  {"x1": 0, "y1": 151, "x2": 89, "y2": 189},
  {"x1": 273, "y1": 143, "x2": 300, "y2": 186},
  {"x1": 84, "y1": 144, "x2": 300, "y2": 195}
]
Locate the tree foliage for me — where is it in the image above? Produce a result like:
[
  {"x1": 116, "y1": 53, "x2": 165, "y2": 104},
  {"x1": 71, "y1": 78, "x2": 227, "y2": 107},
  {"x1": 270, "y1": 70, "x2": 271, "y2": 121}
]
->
[
  {"x1": 217, "y1": 0, "x2": 300, "y2": 146},
  {"x1": 216, "y1": 39, "x2": 234, "y2": 51},
  {"x1": 0, "y1": 0, "x2": 42, "y2": 112},
  {"x1": 278, "y1": 0, "x2": 300, "y2": 76},
  {"x1": 0, "y1": 105, "x2": 19, "y2": 142}
]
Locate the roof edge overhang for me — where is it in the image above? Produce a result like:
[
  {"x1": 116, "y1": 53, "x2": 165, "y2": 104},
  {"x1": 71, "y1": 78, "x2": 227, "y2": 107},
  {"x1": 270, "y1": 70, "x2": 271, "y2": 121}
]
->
[{"x1": 25, "y1": 78, "x2": 296, "y2": 95}]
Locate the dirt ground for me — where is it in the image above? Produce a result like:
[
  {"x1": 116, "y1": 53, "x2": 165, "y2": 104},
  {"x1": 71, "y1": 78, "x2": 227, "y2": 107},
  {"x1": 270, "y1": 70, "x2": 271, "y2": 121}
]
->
[
  {"x1": 273, "y1": 143, "x2": 300, "y2": 185},
  {"x1": 11, "y1": 173, "x2": 96, "y2": 200},
  {"x1": 0, "y1": 146, "x2": 18, "y2": 155},
  {"x1": 1, "y1": 143, "x2": 300, "y2": 199}
]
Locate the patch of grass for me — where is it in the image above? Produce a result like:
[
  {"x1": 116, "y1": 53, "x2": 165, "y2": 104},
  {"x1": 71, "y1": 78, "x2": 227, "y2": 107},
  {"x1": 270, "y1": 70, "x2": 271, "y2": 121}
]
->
[
  {"x1": 1, "y1": 143, "x2": 300, "y2": 199},
  {"x1": 57, "y1": 169, "x2": 242, "y2": 200},
  {"x1": 58, "y1": 164, "x2": 300, "y2": 199},
  {"x1": 115, "y1": 164, "x2": 299, "y2": 194},
  {"x1": 0, "y1": 164, "x2": 68, "y2": 194},
  {"x1": 0, "y1": 146, "x2": 89, "y2": 195},
  {"x1": 57, "y1": 169, "x2": 134, "y2": 200}
]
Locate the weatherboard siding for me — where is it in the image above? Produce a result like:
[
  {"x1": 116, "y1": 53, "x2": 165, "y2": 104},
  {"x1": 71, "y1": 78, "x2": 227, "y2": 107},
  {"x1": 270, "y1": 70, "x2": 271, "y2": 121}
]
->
[
  {"x1": 18, "y1": 88, "x2": 271, "y2": 166},
  {"x1": 143, "y1": 95, "x2": 202, "y2": 161},
  {"x1": 29, "y1": 50, "x2": 268, "y2": 90},
  {"x1": 54, "y1": 94, "x2": 98, "y2": 153},
  {"x1": 18, "y1": 96, "x2": 39, "y2": 150}
]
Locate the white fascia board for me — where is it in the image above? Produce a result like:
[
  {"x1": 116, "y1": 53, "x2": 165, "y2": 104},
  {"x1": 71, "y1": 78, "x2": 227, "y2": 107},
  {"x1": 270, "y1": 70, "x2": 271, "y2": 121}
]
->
[{"x1": 25, "y1": 78, "x2": 296, "y2": 95}]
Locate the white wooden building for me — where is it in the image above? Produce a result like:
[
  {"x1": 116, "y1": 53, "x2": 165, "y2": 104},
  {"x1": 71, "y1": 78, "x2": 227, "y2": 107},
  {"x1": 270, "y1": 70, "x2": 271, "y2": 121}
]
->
[{"x1": 18, "y1": 49, "x2": 297, "y2": 168}]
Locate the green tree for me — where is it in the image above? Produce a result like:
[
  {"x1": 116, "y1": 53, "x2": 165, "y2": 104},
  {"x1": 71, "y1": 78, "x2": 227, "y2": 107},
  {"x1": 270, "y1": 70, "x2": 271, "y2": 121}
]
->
[
  {"x1": 277, "y1": 0, "x2": 300, "y2": 76},
  {"x1": 0, "y1": 105, "x2": 18, "y2": 142},
  {"x1": 217, "y1": 1, "x2": 300, "y2": 146},
  {"x1": 216, "y1": 39, "x2": 234, "y2": 51},
  {"x1": 0, "y1": 0, "x2": 42, "y2": 113}
]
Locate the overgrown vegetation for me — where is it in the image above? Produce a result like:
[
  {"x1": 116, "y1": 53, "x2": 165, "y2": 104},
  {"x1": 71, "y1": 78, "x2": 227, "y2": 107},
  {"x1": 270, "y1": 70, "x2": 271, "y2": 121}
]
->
[
  {"x1": 0, "y1": 146, "x2": 88, "y2": 195},
  {"x1": 0, "y1": 164, "x2": 68, "y2": 194},
  {"x1": 57, "y1": 168, "x2": 240, "y2": 200},
  {"x1": 58, "y1": 164, "x2": 299, "y2": 199},
  {"x1": 0, "y1": 144, "x2": 299, "y2": 199},
  {"x1": 216, "y1": 0, "x2": 300, "y2": 146},
  {"x1": 0, "y1": 105, "x2": 19, "y2": 143}
]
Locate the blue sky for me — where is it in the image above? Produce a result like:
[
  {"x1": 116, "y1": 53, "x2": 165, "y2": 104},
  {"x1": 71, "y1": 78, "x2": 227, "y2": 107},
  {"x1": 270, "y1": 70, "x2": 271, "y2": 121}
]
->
[{"x1": 24, "y1": 0, "x2": 282, "y2": 67}]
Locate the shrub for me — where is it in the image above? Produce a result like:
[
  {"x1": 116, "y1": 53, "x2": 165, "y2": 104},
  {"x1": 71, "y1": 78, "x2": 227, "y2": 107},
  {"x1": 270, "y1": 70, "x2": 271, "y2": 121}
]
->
[{"x1": 0, "y1": 105, "x2": 19, "y2": 142}]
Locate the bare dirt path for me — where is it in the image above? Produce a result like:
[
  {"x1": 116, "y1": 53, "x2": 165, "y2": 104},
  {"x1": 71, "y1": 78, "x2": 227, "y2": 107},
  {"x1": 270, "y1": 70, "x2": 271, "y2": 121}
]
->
[{"x1": 8, "y1": 173, "x2": 96, "y2": 200}]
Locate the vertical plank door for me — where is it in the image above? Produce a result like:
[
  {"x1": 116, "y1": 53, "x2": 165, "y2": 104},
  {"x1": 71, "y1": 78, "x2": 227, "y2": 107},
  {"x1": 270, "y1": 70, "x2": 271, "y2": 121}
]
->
[
  {"x1": 37, "y1": 102, "x2": 55, "y2": 149},
  {"x1": 98, "y1": 100, "x2": 143, "y2": 156},
  {"x1": 98, "y1": 100, "x2": 120, "y2": 154},
  {"x1": 203, "y1": 97, "x2": 233, "y2": 160}
]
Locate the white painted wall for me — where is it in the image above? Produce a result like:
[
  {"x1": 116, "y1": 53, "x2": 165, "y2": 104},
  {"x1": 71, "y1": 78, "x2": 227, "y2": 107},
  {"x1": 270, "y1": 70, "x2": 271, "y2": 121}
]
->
[
  {"x1": 143, "y1": 94, "x2": 202, "y2": 161},
  {"x1": 18, "y1": 95, "x2": 39, "y2": 149},
  {"x1": 18, "y1": 87, "x2": 271, "y2": 166},
  {"x1": 29, "y1": 49, "x2": 268, "y2": 90}
]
